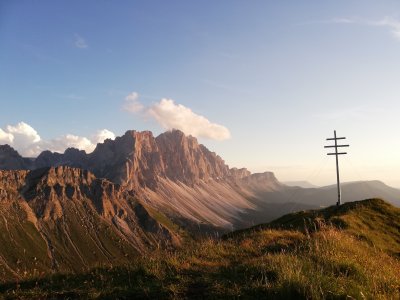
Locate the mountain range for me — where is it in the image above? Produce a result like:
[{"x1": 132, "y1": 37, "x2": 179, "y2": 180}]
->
[{"x1": 1, "y1": 129, "x2": 399, "y2": 278}]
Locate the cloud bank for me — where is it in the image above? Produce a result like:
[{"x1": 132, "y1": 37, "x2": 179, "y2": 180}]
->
[
  {"x1": 0, "y1": 122, "x2": 115, "y2": 157},
  {"x1": 123, "y1": 93, "x2": 231, "y2": 140}
]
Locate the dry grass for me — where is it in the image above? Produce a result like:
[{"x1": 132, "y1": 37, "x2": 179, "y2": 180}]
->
[
  {"x1": 1, "y1": 199, "x2": 399, "y2": 299},
  {"x1": 1, "y1": 226, "x2": 399, "y2": 299}
]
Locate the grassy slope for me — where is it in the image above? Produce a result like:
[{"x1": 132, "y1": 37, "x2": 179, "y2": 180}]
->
[
  {"x1": 1, "y1": 198, "x2": 399, "y2": 299},
  {"x1": 0, "y1": 201, "x2": 51, "y2": 281},
  {"x1": 264, "y1": 198, "x2": 400, "y2": 256}
]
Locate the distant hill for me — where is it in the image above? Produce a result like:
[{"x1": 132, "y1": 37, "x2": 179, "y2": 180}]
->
[
  {"x1": 283, "y1": 181, "x2": 319, "y2": 188},
  {"x1": 294, "y1": 180, "x2": 400, "y2": 207},
  {"x1": 234, "y1": 180, "x2": 400, "y2": 229}
]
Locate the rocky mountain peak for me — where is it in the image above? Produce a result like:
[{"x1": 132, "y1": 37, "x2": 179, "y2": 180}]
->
[
  {"x1": 86, "y1": 128, "x2": 233, "y2": 188},
  {"x1": 0, "y1": 144, "x2": 32, "y2": 170},
  {"x1": 35, "y1": 150, "x2": 62, "y2": 168},
  {"x1": 240, "y1": 171, "x2": 282, "y2": 192},
  {"x1": 230, "y1": 167, "x2": 251, "y2": 179},
  {"x1": 0, "y1": 129, "x2": 282, "y2": 192},
  {"x1": 155, "y1": 129, "x2": 230, "y2": 185},
  {"x1": 89, "y1": 129, "x2": 164, "y2": 189},
  {"x1": 247, "y1": 172, "x2": 278, "y2": 182},
  {"x1": 0, "y1": 144, "x2": 17, "y2": 154}
]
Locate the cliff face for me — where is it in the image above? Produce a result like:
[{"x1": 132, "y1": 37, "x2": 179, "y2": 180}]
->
[
  {"x1": 156, "y1": 130, "x2": 230, "y2": 185},
  {"x1": 88, "y1": 129, "x2": 234, "y2": 188},
  {"x1": 88, "y1": 130, "x2": 165, "y2": 189}
]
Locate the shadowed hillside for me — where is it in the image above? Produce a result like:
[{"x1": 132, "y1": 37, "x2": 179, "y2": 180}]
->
[{"x1": 1, "y1": 198, "x2": 399, "y2": 299}]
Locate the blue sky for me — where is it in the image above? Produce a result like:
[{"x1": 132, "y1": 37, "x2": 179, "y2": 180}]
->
[{"x1": 1, "y1": 1, "x2": 400, "y2": 187}]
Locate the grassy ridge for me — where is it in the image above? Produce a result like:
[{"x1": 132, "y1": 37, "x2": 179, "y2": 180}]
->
[
  {"x1": 265, "y1": 198, "x2": 400, "y2": 256},
  {"x1": 1, "y1": 198, "x2": 399, "y2": 299}
]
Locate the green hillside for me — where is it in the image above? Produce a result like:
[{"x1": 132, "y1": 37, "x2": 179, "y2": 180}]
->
[{"x1": 1, "y1": 198, "x2": 399, "y2": 299}]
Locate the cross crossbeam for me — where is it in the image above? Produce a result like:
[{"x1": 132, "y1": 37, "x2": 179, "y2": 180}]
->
[{"x1": 324, "y1": 130, "x2": 349, "y2": 206}]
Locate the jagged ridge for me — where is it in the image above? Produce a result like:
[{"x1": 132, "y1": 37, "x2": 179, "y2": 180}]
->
[{"x1": 0, "y1": 130, "x2": 251, "y2": 189}]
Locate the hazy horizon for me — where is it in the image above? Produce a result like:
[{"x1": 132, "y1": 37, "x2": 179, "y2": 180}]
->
[{"x1": 1, "y1": 1, "x2": 400, "y2": 187}]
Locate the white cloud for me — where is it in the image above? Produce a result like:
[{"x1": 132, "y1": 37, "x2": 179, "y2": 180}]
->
[
  {"x1": 92, "y1": 129, "x2": 116, "y2": 144},
  {"x1": 148, "y1": 99, "x2": 231, "y2": 140},
  {"x1": 123, "y1": 92, "x2": 144, "y2": 113},
  {"x1": 0, "y1": 122, "x2": 115, "y2": 157},
  {"x1": 0, "y1": 128, "x2": 14, "y2": 144},
  {"x1": 371, "y1": 16, "x2": 400, "y2": 40},
  {"x1": 6, "y1": 122, "x2": 41, "y2": 143},
  {"x1": 74, "y1": 34, "x2": 88, "y2": 49},
  {"x1": 4, "y1": 122, "x2": 42, "y2": 156},
  {"x1": 123, "y1": 92, "x2": 231, "y2": 141},
  {"x1": 331, "y1": 16, "x2": 400, "y2": 41},
  {"x1": 46, "y1": 134, "x2": 94, "y2": 153}
]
